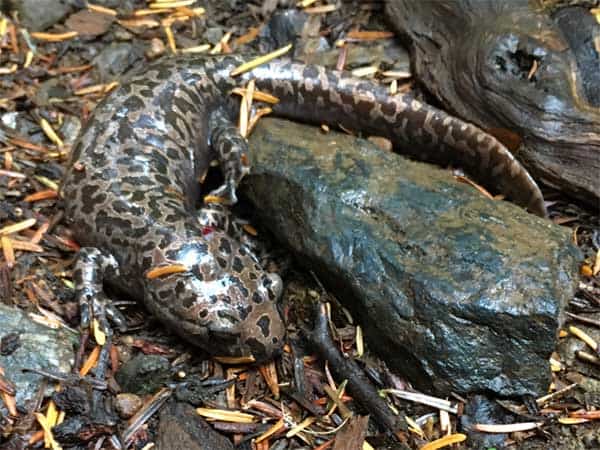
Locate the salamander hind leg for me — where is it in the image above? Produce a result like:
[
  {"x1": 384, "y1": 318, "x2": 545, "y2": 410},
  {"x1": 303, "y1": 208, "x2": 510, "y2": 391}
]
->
[
  {"x1": 207, "y1": 109, "x2": 250, "y2": 205},
  {"x1": 74, "y1": 247, "x2": 126, "y2": 339}
]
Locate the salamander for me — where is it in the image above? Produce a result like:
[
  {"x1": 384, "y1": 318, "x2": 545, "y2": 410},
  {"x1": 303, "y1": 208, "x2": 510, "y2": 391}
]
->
[{"x1": 61, "y1": 54, "x2": 546, "y2": 362}]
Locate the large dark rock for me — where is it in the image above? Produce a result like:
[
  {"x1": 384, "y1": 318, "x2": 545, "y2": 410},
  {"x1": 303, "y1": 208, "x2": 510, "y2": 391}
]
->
[
  {"x1": 384, "y1": 0, "x2": 600, "y2": 209},
  {"x1": 242, "y1": 118, "x2": 581, "y2": 397}
]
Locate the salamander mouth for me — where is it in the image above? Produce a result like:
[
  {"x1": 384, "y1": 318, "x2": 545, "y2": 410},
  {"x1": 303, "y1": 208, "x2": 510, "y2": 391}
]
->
[
  {"x1": 243, "y1": 336, "x2": 284, "y2": 363},
  {"x1": 207, "y1": 328, "x2": 245, "y2": 356},
  {"x1": 201, "y1": 329, "x2": 279, "y2": 362}
]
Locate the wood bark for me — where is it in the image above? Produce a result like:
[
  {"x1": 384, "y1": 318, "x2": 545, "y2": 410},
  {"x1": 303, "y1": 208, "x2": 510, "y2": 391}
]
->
[{"x1": 385, "y1": 0, "x2": 600, "y2": 209}]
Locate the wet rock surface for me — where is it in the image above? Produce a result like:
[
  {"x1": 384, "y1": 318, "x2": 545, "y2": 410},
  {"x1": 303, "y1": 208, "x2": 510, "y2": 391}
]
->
[
  {"x1": 0, "y1": 303, "x2": 77, "y2": 414},
  {"x1": 243, "y1": 118, "x2": 581, "y2": 397}
]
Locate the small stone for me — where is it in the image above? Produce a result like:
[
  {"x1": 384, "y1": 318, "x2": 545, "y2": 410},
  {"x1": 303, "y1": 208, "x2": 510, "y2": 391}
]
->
[
  {"x1": 61, "y1": 115, "x2": 82, "y2": 147},
  {"x1": 115, "y1": 354, "x2": 171, "y2": 395},
  {"x1": 33, "y1": 78, "x2": 69, "y2": 107},
  {"x1": 367, "y1": 136, "x2": 393, "y2": 152},
  {"x1": 10, "y1": 0, "x2": 75, "y2": 31},
  {"x1": 93, "y1": 42, "x2": 144, "y2": 82},
  {"x1": 297, "y1": 36, "x2": 330, "y2": 56},
  {"x1": 146, "y1": 38, "x2": 166, "y2": 60},
  {"x1": 204, "y1": 27, "x2": 224, "y2": 45},
  {"x1": 115, "y1": 393, "x2": 143, "y2": 419},
  {"x1": 64, "y1": 10, "x2": 114, "y2": 38},
  {"x1": 157, "y1": 401, "x2": 234, "y2": 450},
  {"x1": 121, "y1": 335, "x2": 134, "y2": 346},
  {"x1": 113, "y1": 28, "x2": 133, "y2": 41}
]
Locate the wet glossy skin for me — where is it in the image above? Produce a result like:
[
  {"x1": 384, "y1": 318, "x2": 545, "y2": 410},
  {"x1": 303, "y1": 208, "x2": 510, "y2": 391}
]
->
[{"x1": 61, "y1": 54, "x2": 546, "y2": 361}]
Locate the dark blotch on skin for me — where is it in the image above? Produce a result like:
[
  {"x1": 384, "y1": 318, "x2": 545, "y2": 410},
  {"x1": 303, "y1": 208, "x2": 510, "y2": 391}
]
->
[
  {"x1": 99, "y1": 168, "x2": 118, "y2": 180},
  {"x1": 81, "y1": 184, "x2": 98, "y2": 201},
  {"x1": 192, "y1": 267, "x2": 204, "y2": 281},
  {"x1": 182, "y1": 295, "x2": 195, "y2": 307},
  {"x1": 302, "y1": 65, "x2": 319, "y2": 79},
  {"x1": 112, "y1": 200, "x2": 130, "y2": 213},
  {"x1": 131, "y1": 191, "x2": 146, "y2": 202},
  {"x1": 123, "y1": 95, "x2": 145, "y2": 111},
  {"x1": 175, "y1": 280, "x2": 186, "y2": 296},
  {"x1": 91, "y1": 151, "x2": 108, "y2": 167},
  {"x1": 232, "y1": 257, "x2": 244, "y2": 273},
  {"x1": 219, "y1": 238, "x2": 232, "y2": 255},
  {"x1": 256, "y1": 315, "x2": 271, "y2": 338},
  {"x1": 237, "y1": 305, "x2": 250, "y2": 320}
]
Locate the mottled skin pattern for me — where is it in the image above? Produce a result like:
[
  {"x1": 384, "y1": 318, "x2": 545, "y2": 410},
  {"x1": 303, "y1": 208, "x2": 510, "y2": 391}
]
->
[{"x1": 61, "y1": 54, "x2": 546, "y2": 361}]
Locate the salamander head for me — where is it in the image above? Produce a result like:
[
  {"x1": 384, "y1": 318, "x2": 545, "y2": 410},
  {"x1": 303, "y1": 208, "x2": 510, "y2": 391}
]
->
[{"x1": 145, "y1": 237, "x2": 285, "y2": 362}]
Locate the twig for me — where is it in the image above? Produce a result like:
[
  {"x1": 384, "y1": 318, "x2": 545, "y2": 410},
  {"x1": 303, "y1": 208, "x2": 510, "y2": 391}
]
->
[{"x1": 307, "y1": 303, "x2": 406, "y2": 436}]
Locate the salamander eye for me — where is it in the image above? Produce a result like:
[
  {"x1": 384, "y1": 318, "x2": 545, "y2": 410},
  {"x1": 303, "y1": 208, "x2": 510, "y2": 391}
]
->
[{"x1": 267, "y1": 273, "x2": 283, "y2": 299}]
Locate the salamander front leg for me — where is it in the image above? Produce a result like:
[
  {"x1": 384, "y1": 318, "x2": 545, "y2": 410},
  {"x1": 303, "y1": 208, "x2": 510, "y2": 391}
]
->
[
  {"x1": 74, "y1": 248, "x2": 126, "y2": 339},
  {"x1": 208, "y1": 109, "x2": 250, "y2": 204},
  {"x1": 197, "y1": 201, "x2": 263, "y2": 253}
]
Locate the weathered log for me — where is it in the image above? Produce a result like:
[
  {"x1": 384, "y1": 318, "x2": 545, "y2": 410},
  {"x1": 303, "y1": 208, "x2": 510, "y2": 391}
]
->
[{"x1": 385, "y1": 0, "x2": 600, "y2": 209}]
